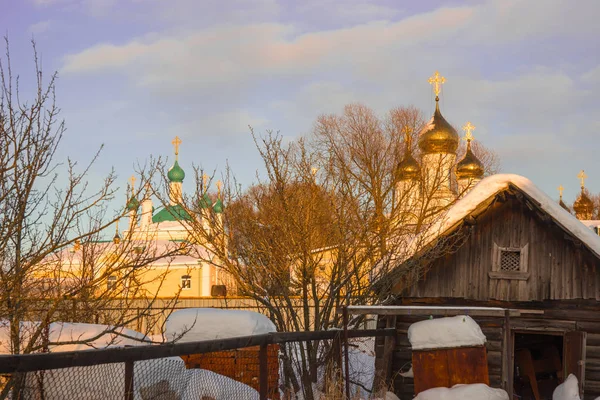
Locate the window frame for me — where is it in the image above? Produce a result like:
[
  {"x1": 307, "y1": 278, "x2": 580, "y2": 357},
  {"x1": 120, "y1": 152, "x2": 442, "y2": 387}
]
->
[
  {"x1": 107, "y1": 275, "x2": 117, "y2": 290},
  {"x1": 489, "y1": 242, "x2": 530, "y2": 280},
  {"x1": 181, "y1": 274, "x2": 192, "y2": 290}
]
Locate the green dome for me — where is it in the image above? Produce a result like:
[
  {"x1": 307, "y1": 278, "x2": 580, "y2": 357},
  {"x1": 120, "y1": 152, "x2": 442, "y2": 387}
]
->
[
  {"x1": 126, "y1": 195, "x2": 140, "y2": 211},
  {"x1": 167, "y1": 160, "x2": 185, "y2": 183},
  {"x1": 152, "y1": 204, "x2": 192, "y2": 223},
  {"x1": 213, "y1": 198, "x2": 224, "y2": 214},
  {"x1": 199, "y1": 193, "x2": 212, "y2": 209}
]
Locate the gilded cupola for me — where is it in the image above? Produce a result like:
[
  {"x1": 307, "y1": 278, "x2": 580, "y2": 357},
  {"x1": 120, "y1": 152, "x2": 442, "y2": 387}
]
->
[
  {"x1": 456, "y1": 122, "x2": 484, "y2": 180},
  {"x1": 418, "y1": 71, "x2": 459, "y2": 155},
  {"x1": 573, "y1": 170, "x2": 594, "y2": 220},
  {"x1": 397, "y1": 126, "x2": 421, "y2": 181},
  {"x1": 557, "y1": 185, "x2": 570, "y2": 212}
]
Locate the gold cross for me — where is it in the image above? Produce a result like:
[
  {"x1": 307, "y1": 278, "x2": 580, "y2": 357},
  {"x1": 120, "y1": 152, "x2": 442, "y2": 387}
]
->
[
  {"x1": 428, "y1": 71, "x2": 446, "y2": 97},
  {"x1": 129, "y1": 175, "x2": 136, "y2": 195},
  {"x1": 402, "y1": 125, "x2": 413, "y2": 147},
  {"x1": 558, "y1": 185, "x2": 564, "y2": 199},
  {"x1": 202, "y1": 174, "x2": 209, "y2": 189},
  {"x1": 172, "y1": 136, "x2": 182, "y2": 159},
  {"x1": 216, "y1": 180, "x2": 223, "y2": 197},
  {"x1": 462, "y1": 121, "x2": 475, "y2": 142},
  {"x1": 578, "y1": 170, "x2": 587, "y2": 188}
]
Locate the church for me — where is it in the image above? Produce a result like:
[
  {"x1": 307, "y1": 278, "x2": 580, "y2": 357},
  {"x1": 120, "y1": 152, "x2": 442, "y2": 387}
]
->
[
  {"x1": 373, "y1": 72, "x2": 600, "y2": 400},
  {"x1": 112, "y1": 136, "x2": 232, "y2": 299}
]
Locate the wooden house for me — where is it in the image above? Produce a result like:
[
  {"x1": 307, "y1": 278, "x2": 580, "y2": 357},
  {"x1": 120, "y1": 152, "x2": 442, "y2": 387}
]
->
[{"x1": 373, "y1": 174, "x2": 600, "y2": 400}]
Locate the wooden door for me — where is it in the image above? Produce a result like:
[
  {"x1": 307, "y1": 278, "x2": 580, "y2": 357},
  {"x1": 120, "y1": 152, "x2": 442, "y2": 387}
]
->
[{"x1": 564, "y1": 331, "x2": 586, "y2": 398}]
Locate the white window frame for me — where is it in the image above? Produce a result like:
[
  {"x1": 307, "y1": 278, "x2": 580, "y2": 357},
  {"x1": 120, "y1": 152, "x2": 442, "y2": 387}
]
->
[{"x1": 489, "y1": 242, "x2": 530, "y2": 280}]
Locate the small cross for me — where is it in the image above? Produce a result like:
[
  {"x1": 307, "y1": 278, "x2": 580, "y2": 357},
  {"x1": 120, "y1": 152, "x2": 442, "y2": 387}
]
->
[
  {"x1": 202, "y1": 174, "x2": 209, "y2": 189},
  {"x1": 558, "y1": 185, "x2": 564, "y2": 199},
  {"x1": 462, "y1": 121, "x2": 476, "y2": 142},
  {"x1": 402, "y1": 125, "x2": 413, "y2": 147},
  {"x1": 129, "y1": 175, "x2": 136, "y2": 195},
  {"x1": 216, "y1": 180, "x2": 223, "y2": 197},
  {"x1": 428, "y1": 71, "x2": 446, "y2": 97},
  {"x1": 311, "y1": 167, "x2": 319, "y2": 177},
  {"x1": 577, "y1": 170, "x2": 587, "y2": 188},
  {"x1": 172, "y1": 136, "x2": 182, "y2": 159}
]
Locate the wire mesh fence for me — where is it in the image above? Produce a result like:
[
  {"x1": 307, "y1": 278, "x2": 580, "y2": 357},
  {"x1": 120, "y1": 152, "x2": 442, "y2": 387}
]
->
[{"x1": 0, "y1": 328, "x2": 395, "y2": 400}]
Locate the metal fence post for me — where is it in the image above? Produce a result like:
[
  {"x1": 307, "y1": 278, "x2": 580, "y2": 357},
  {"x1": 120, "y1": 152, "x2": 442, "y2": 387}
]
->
[
  {"x1": 343, "y1": 306, "x2": 350, "y2": 400},
  {"x1": 259, "y1": 337, "x2": 269, "y2": 400},
  {"x1": 124, "y1": 360, "x2": 134, "y2": 400}
]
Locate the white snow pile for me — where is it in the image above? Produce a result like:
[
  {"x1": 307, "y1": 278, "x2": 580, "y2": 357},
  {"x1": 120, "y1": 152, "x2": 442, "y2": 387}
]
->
[
  {"x1": 408, "y1": 315, "x2": 486, "y2": 350},
  {"x1": 553, "y1": 374, "x2": 581, "y2": 400},
  {"x1": 414, "y1": 383, "x2": 508, "y2": 400},
  {"x1": 0, "y1": 321, "x2": 149, "y2": 354},
  {"x1": 164, "y1": 308, "x2": 276, "y2": 342}
]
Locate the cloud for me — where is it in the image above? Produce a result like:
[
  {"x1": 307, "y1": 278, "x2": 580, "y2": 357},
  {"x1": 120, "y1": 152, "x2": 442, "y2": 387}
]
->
[{"x1": 28, "y1": 20, "x2": 53, "y2": 35}]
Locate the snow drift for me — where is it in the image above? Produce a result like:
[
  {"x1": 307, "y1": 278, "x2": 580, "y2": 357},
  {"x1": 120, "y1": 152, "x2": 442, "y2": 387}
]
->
[
  {"x1": 164, "y1": 308, "x2": 276, "y2": 342},
  {"x1": 408, "y1": 315, "x2": 486, "y2": 350},
  {"x1": 414, "y1": 383, "x2": 509, "y2": 400}
]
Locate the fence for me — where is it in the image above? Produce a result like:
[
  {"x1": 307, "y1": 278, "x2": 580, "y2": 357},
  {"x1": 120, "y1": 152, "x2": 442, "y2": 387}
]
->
[
  {"x1": 22, "y1": 297, "x2": 354, "y2": 336},
  {"x1": 0, "y1": 328, "x2": 396, "y2": 400}
]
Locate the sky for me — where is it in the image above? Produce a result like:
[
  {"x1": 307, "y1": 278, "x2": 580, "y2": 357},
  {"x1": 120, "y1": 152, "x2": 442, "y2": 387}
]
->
[{"x1": 1, "y1": 0, "x2": 600, "y2": 205}]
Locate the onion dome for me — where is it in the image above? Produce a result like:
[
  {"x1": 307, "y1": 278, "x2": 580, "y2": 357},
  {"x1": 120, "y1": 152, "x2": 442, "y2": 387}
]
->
[
  {"x1": 557, "y1": 185, "x2": 570, "y2": 212},
  {"x1": 418, "y1": 97, "x2": 459, "y2": 154},
  {"x1": 397, "y1": 126, "x2": 421, "y2": 181},
  {"x1": 574, "y1": 170, "x2": 594, "y2": 220},
  {"x1": 126, "y1": 195, "x2": 140, "y2": 211},
  {"x1": 213, "y1": 198, "x2": 224, "y2": 214},
  {"x1": 199, "y1": 193, "x2": 212, "y2": 209},
  {"x1": 573, "y1": 189, "x2": 593, "y2": 219},
  {"x1": 456, "y1": 122, "x2": 484, "y2": 180},
  {"x1": 167, "y1": 160, "x2": 185, "y2": 183}
]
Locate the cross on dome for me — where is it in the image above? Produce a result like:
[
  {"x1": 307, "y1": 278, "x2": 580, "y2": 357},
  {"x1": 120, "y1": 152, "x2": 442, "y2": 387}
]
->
[
  {"x1": 428, "y1": 71, "x2": 446, "y2": 98},
  {"x1": 129, "y1": 175, "x2": 136, "y2": 195},
  {"x1": 172, "y1": 136, "x2": 182, "y2": 160},
  {"x1": 578, "y1": 170, "x2": 587, "y2": 189},
  {"x1": 462, "y1": 122, "x2": 476, "y2": 142},
  {"x1": 558, "y1": 185, "x2": 564, "y2": 199}
]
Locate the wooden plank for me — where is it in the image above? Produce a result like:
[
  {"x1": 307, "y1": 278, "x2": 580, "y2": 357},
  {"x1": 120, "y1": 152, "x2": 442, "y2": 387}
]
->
[{"x1": 565, "y1": 331, "x2": 587, "y2": 398}]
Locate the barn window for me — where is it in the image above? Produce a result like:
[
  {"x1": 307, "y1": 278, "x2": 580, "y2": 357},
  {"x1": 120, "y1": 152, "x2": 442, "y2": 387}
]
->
[
  {"x1": 499, "y1": 250, "x2": 521, "y2": 271},
  {"x1": 181, "y1": 275, "x2": 192, "y2": 290},
  {"x1": 489, "y1": 243, "x2": 530, "y2": 280}
]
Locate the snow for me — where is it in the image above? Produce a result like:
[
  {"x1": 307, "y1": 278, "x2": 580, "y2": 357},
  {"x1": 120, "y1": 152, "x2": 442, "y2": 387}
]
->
[
  {"x1": 164, "y1": 308, "x2": 276, "y2": 342},
  {"x1": 0, "y1": 321, "x2": 149, "y2": 354},
  {"x1": 24, "y1": 357, "x2": 259, "y2": 400},
  {"x1": 553, "y1": 374, "x2": 581, "y2": 400},
  {"x1": 414, "y1": 383, "x2": 509, "y2": 400},
  {"x1": 426, "y1": 174, "x2": 600, "y2": 259},
  {"x1": 407, "y1": 315, "x2": 486, "y2": 350},
  {"x1": 399, "y1": 366, "x2": 413, "y2": 378}
]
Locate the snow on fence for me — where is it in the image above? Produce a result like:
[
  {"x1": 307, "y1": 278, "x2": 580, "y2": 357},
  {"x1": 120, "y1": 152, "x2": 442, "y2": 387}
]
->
[{"x1": 0, "y1": 328, "x2": 395, "y2": 400}]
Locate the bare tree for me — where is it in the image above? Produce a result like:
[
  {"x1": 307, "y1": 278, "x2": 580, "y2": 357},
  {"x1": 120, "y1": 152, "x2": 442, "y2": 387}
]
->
[
  {"x1": 0, "y1": 39, "x2": 185, "y2": 396},
  {"x1": 157, "y1": 103, "x2": 499, "y2": 398}
]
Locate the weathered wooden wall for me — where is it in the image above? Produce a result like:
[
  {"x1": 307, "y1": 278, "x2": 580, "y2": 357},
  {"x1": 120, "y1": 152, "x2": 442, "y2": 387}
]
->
[{"x1": 404, "y1": 198, "x2": 600, "y2": 301}]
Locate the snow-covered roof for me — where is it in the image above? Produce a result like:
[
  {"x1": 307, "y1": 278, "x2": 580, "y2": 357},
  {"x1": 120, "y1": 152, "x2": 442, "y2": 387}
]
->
[{"x1": 424, "y1": 174, "x2": 600, "y2": 259}]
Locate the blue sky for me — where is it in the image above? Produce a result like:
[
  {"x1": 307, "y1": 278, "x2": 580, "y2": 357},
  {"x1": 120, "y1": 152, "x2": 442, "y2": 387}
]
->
[{"x1": 2, "y1": 0, "x2": 600, "y2": 204}]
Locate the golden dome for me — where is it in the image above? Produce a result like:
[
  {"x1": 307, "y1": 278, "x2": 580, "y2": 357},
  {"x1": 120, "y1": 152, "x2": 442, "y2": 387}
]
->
[
  {"x1": 418, "y1": 99, "x2": 459, "y2": 154},
  {"x1": 573, "y1": 189, "x2": 593, "y2": 219},
  {"x1": 397, "y1": 152, "x2": 420, "y2": 181},
  {"x1": 456, "y1": 122, "x2": 483, "y2": 180}
]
